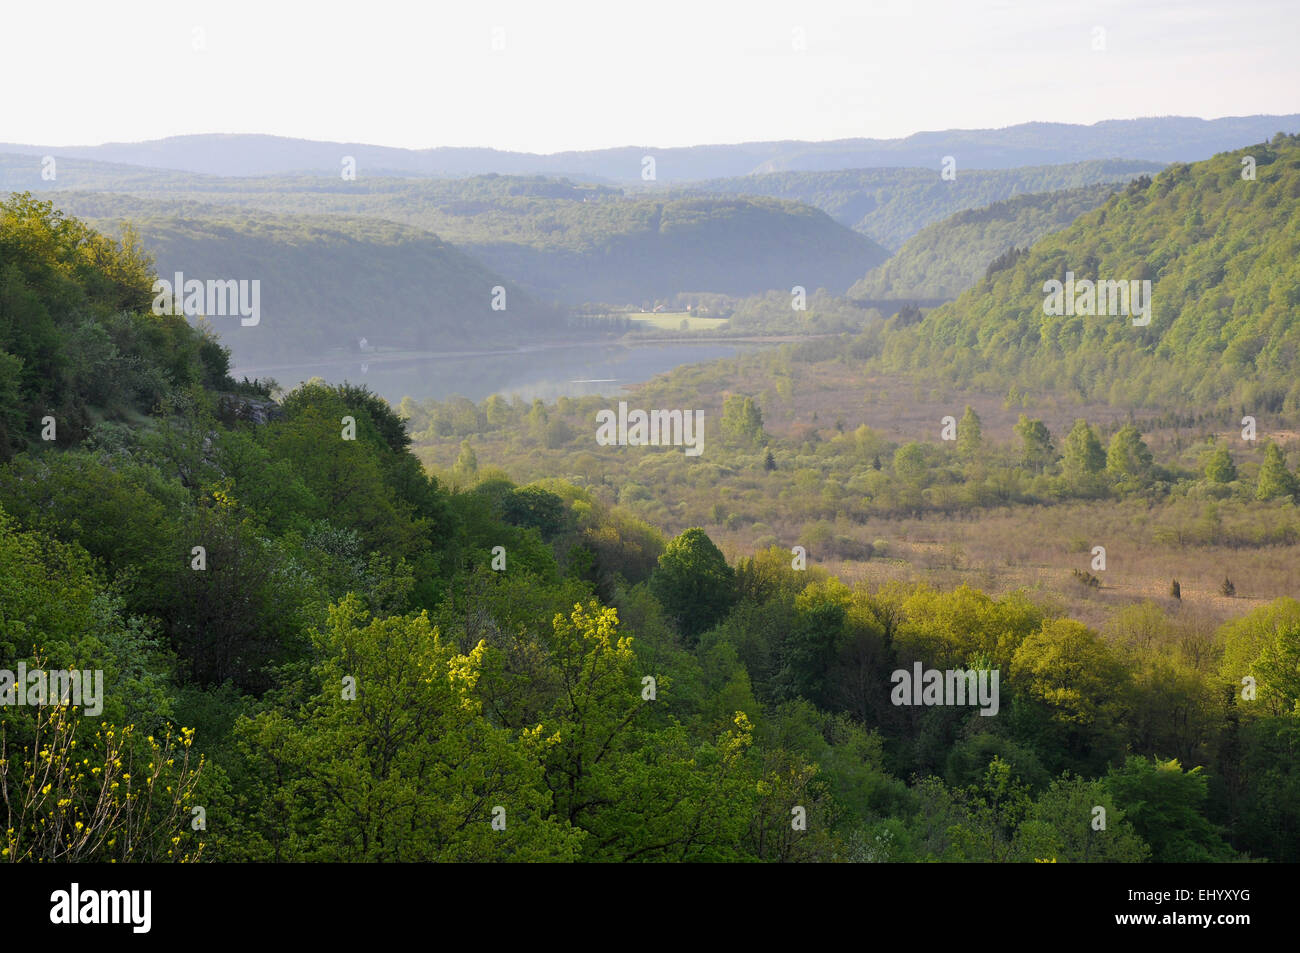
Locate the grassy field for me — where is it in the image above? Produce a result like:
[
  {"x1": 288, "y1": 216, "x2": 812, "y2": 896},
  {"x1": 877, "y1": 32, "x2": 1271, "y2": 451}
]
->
[{"x1": 626, "y1": 313, "x2": 730, "y2": 331}]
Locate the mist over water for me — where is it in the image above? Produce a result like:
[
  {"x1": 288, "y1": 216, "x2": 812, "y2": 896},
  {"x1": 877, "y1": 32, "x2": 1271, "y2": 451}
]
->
[{"x1": 232, "y1": 341, "x2": 752, "y2": 404}]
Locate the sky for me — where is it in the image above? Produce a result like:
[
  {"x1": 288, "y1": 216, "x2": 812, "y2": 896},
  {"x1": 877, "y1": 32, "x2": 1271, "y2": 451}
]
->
[{"x1": 4, "y1": 0, "x2": 1298, "y2": 153}]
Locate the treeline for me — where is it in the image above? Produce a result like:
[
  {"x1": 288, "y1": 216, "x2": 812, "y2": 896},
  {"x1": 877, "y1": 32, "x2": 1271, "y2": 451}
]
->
[{"x1": 405, "y1": 382, "x2": 1300, "y2": 541}]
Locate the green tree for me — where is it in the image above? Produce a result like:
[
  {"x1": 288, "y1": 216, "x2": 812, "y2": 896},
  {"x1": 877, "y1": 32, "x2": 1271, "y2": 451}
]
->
[
  {"x1": 721, "y1": 395, "x2": 766, "y2": 448},
  {"x1": 1012, "y1": 775, "x2": 1150, "y2": 862},
  {"x1": 539, "y1": 601, "x2": 758, "y2": 861},
  {"x1": 1106, "y1": 424, "x2": 1154, "y2": 486},
  {"x1": 502, "y1": 485, "x2": 568, "y2": 540},
  {"x1": 1008, "y1": 619, "x2": 1131, "y2": 775},
  {"x1": 1104, "y1": 757, "x2": 1234, "y2": 862},
  {"x1": 650, "y1": 528, "x2": 736, "y2": 641},
  {"x1": 1256, "y1": 442, "x2": 1297, "y2": 501},
  {"x1": 957, "y1": 405, "x2": 983, "y2": 459},
  {"x1": 1204, "y1": 444, "x2": 1238, "y2": 484},
  {"x1": 1061, "y1": 418, "x2": 1106, "y2": 486},
  {"x1": 1218, "y1": 600, "x2": 1300, "y2": 716},
  {"x1": 454, "y1": 439, "x2": 479, "y2": 481},
  {"x1": 1014, "y1": 414, "x2": 1056, "y2": 472},
  {"x1": 892, "y1": 442, "x2": 928, "y2": 486},
  {"x1": 235, "y1": 596, "x2": 584, "y2": 861}
]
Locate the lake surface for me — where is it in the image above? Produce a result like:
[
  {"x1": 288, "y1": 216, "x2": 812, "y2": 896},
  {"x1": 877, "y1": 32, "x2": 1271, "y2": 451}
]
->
[{"x1": 231, "y1": 341, "x2": 751, "y2": 404}]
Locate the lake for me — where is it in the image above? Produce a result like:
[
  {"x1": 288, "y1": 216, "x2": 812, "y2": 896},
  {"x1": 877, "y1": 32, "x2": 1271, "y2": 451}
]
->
[{"x1": 230, "y1": 340, "x2": 752, "y2": 404}]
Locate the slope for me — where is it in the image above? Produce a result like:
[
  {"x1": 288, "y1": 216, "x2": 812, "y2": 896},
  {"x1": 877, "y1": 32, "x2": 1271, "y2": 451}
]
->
[
  {"x1": 687, "y1": 160, "x2": 1164, "y2": 249},
  {"x1": 46, "y1": 192, "x2": 566, "y2": 365},
  {"x1": 850, "y1": 183, "x2": 1122, "y2": 300},
  {"x1": 16, "y1": 169, "x2": 889, "y2": 306},
  {"x1": 879, "y1": 134, "x2": 1300, "y2": 416}
]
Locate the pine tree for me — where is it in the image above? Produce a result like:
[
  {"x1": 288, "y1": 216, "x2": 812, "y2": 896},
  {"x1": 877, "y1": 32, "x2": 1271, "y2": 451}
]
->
[
  {"x1": 1106, "y1": 425, "x2": 1154, "y2": 485},
  {"x1": 1256, "y1": 443, "x2": 1297, "y2": 500},
  {"x1": 1014, "y1": 414, "x2": 1056, "y2": 472},
  {"x1": 454, "y1": 439, "x2": 478, "y2": 480},
  {"x1": 957, "y1": 405, "x2": 983, "y2": 459},
  {"x1": 1062, "y1": 419, "x2": 1106, "y2": 485}
]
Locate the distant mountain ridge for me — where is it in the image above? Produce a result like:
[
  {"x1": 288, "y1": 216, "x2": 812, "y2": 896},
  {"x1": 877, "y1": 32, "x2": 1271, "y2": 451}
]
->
[{"x1": 3, "y1": 115, "x2": 1296, "y2": 182}]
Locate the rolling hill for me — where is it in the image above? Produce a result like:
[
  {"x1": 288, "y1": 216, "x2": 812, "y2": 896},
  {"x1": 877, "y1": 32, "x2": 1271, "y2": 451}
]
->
[
  {"x1": 44, "y1": 192, "x2": 566, "y2": 365},
  {"x1": 849, "y1": 183, "x2": 1123, "y2": 300},
  {"x1": 879, "y1": 133, "x2": 1300, "y2": 416},
  {"x1": 686, "y1": 160, "x2": 1164, "y2": 249},
  {"x1": 18, "y1": 170, "x2": 889, "y2": 307}
]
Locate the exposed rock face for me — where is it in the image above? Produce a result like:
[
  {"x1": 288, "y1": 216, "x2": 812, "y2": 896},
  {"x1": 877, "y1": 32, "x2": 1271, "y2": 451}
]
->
[{"x1": 218, "y1": 394, "x2": 285, "y2": 426}]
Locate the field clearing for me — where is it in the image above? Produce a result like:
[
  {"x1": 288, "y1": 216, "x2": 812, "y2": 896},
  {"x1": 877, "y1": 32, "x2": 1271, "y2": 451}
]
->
[
  {"x1": 627, "y1": 313, "x2": 730, "y2": 331},
  {"x1": 761, "y1": 504, "x2": 1296, "y2": 633},
  {"x1": 416, "y1": 357, "x2": 1300, "y2": 641}
]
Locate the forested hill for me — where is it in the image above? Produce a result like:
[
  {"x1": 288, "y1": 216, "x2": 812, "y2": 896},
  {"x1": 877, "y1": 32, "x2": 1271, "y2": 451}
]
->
[
  {"x1": 687, "y1": 160, "x2": 1163, "y2": 249},
  {"x1": 14, "y1": 167, "x2": 888, "y2": 309},
  {"x1": 0, "y1": 193, "x2": 232, "y2": 455},
  {"x1": 850, "y1": 183, "x2": 1122, "y2": 300},
  {"x1": 452, "y1": 194, "x2": 888, "y2": 303},
  {"x1": 880, "y1": 133, "x2": 1300, "y2": 416},
  {"x1": 45, "y1": 192, "x2": 565, "y2": 365}
]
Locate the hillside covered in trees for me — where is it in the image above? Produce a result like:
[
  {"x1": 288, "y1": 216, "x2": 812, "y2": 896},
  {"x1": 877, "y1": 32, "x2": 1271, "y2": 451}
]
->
[
  {"x1": 850, "y1": 184, "x2": 1121, "y2": 301},
  {"x1": 43, "y1": 192, "x2": 566, "y2": 364},
  {"x1": 18, "y1": 166, "x2": 888, "y2": 311},
  {"x1": 685, "y1": 160, "x2": 1163, "y2": 249},
  {"x1": 2, "y1": 197, "x2": 1297, "y2": 865},
  {"x1": 881, "y1": 134, "x2": 1300, "y2": 415}
]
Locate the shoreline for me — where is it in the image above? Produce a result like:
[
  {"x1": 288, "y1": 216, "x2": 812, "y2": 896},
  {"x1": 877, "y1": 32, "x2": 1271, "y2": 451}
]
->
[{"x1": 228, "y1": 333, "x2": 826, "y2": 378}]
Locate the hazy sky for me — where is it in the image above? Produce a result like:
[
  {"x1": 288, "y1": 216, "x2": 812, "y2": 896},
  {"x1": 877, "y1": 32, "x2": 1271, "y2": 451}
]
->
[{"x1": 6, "y1": 0, "x2": 1298, "y2": 152}]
